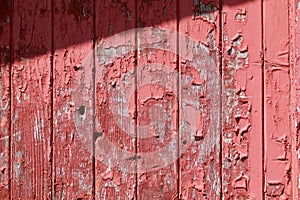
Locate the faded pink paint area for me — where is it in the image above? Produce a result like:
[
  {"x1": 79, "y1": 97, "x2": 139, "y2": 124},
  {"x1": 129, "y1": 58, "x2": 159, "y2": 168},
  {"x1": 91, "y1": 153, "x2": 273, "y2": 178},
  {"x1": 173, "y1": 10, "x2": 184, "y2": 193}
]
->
[
  {"x1": 293, "y1": 0, "x2": 300, "y2": 198},
  {"x1": 264, "y1": 0, "x2": 292, "y2": 198}
]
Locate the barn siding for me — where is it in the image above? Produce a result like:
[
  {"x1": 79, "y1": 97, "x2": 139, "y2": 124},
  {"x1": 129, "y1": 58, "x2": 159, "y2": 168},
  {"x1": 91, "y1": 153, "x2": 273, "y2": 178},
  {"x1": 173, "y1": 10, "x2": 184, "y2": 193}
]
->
[{"x1": 0, "y1": 0, "x2": 299, "y2": 199}]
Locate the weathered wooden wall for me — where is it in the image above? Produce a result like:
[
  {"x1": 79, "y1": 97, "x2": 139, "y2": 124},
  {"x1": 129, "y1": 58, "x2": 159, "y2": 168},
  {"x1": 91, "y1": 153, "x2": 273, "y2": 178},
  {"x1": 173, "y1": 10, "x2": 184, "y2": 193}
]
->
[{"x1": 0, "y1": 0, "x2": 300, "y2": 199}]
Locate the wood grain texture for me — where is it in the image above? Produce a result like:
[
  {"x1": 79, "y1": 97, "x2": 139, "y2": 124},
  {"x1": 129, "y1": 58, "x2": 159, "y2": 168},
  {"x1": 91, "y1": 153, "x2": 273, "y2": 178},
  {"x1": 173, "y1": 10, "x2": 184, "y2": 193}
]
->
[
  {"x1": 94, "y1": 0, "x2": 137, "y2": 199},
  {"x1": 0, "y1": 0, "x2": 11, "y2": 198},
  {"x1": 53, "y1": 0, "x2": 94, "y2": 198},
  {"x1": 136, "y1": 0, "x2": 178, "y2": 199},
  {"x1": 292, "y1": 0, "x2": 300, "y2": 198},
  {"x1": 222, "y1": 0, "x2": 263, "y2": 199},
  {"x1": 0, "y1": 0, "x2": 299, "y2": 199},
  {"x1": 263, "y1": 0, "x2": 292, "y2": 198},
  {"x1": 179, "y1": 0, "x2": 221, "y2": 199},
  {"x1": 289, "y1": 0, "x2": 299, "y2": 199},
  {"x1": 11, "y1": 0, "x2": 52, "y2": 198}
]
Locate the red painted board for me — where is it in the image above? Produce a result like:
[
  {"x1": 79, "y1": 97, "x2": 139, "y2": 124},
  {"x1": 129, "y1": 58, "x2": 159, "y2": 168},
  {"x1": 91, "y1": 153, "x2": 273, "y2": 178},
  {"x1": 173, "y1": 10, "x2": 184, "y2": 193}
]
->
[
  {"x1": 179, "y1": 0, "x2": 221, "y2": 199},
  {"x1": 11, "y1": 0, "x2": 52, "y2": 199},
  {"x1": 293, "y1": 0, "x2": 300, "y2": 198},
  {"x1": 263, "y1": 0, "x2": 292, "y2": 198},
  {"x1": 0, "y1": 0, "x2": 11, "y2": 198},
  {"x1": 136, "y1": 0, "x2": 178, "y2": 199},
  {"x1": 288, "y1": 0, "x2": 299, "y2": 199},
  {"x1": 53, "y1": 0, "x2": 94, "y2": 198},
  {"x1": 222, "y1": 0, "x2": 264, "y2": 199},
  {"x1": 0, "y1": 0, "x2": 299, "y2": 199},
  {"x1": 94, "y1": 0, "x2": 137, "y2": 199}
]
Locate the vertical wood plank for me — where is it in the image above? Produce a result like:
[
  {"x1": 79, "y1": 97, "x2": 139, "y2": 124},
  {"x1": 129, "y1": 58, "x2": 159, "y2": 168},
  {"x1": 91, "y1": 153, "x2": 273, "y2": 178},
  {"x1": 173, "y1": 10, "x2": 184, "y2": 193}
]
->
[
  {"x1": 222, "y1": 0, "x2": 264, "y2": 199},
  {"x1": 294, "y1": 0, "x2": 300, "y2": 198},
  {"x1": 136, "y1": 0, "x2": 178, "y2": 199},
  {"x1": 11, "y1": 0, "x2": 52, "y2": 198},
  {"x1": 289, "y1": 0, "x2": 299, "y2": 199},
  {"x1": 263, "y1": 0, "x2": 292, "y2": 198},
  {"x1": 94, "y1": 0, "x2": 137, "y2": 198},
  {"x1": 179, "y1": 0, "x2": 221, "y2": 199},
  {"x1": 53, "y1": 0, "x2": 94, "y2": 198},
  {"x1": 0, "y1": 0, "x2": 11, "y2": 198}
]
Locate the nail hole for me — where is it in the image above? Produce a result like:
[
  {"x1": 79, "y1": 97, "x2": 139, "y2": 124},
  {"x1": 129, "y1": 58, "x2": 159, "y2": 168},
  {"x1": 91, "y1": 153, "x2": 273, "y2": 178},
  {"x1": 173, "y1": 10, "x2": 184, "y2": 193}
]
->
[
  {"x1": 73, "y1": 65, "x2": 82, "y2": 71},
  {"x1": 78, "y1": 105, "x2": 85, "y2": 115}
]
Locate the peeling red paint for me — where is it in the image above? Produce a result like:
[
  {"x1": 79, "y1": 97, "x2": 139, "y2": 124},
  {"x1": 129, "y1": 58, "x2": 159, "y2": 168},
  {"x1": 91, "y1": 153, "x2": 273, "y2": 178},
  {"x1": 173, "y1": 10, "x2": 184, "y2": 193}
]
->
[
  {"x1": 53, "y1": 0, "x2": 94, "y2": 199},
  {"x1": 1, "y1": 0, "x2": 300, "y2": 199},
  {"x1": 136, "y1": 1, "x2": 179, "y2": 199},
  {"x1": 179, "y1": 1, "x2": 221, "y2": 199},
  {"x1": 94, "y1": 0, "x2": 137, "y2": 199},
  {"x1": 295, "y1": 0, "x2": 300, "y2": 199},
  {"x1": 0, "y1": 0, "x2": 10, "y2": 197},
  {"x1": 10, "y1": 0, "x2": 53, "y2": 199},
  {"x1": 222, "y1": 0, "x2": 263, "y2": 199}
]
